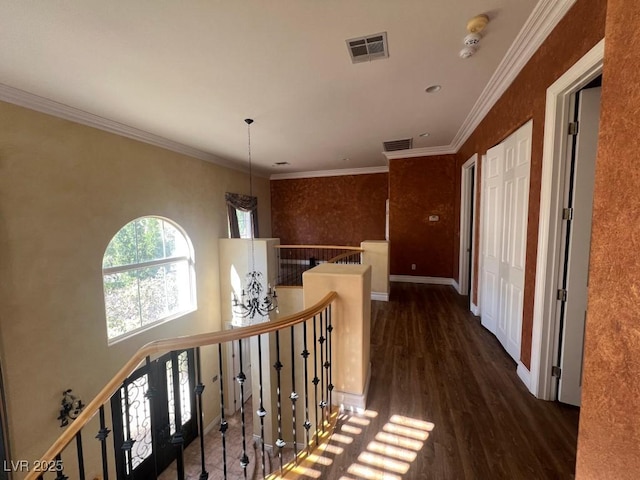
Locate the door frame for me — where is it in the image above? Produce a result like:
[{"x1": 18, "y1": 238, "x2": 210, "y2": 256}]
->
[
  {"x1": 458, "y1": 153, "x2": 478, "y2": 310},
  {"x1": 524, "y1": 39, "x2": 604, "y2": 399}
]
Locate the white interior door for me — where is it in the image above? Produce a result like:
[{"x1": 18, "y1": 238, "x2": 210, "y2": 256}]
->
[
  {"x1": 558, "y1": 86, "x2": 601, "y2": 406},
  {"x1": 497, "y1": 123, "x2": 532, "y2": 361},
  {"x1": 481, "y1": 144, "x2": 504, "y2": 336},
  {"x1": 481, "y1": 121, "x2": 532, "y2": 362}
]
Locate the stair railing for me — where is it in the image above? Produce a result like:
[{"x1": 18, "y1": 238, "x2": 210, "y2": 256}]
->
[
  {"x1": 26, "y1": 291, "x2": 337, "y2": 480},
  {"x1": 275, "y1": 245, "x2": 363, "y2": 286}
]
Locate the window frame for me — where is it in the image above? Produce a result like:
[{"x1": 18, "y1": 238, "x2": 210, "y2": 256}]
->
[{"x1": 102, "y1": 216, "x2": 197, "y2": 345}]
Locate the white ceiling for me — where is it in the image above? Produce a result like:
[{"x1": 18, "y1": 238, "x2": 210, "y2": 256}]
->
[{"x1": 0, "y1": 1, "x2": 547, "y2": 175}]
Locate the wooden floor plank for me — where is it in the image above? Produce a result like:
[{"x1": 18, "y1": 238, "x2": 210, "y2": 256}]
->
[{"x1": 172, "y1": 282, "x2": 579, "y2": 479}]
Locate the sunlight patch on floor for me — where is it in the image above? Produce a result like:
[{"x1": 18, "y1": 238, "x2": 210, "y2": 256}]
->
[{"x1": 272, "y1": 409, "x2": 433, "y2": 479}]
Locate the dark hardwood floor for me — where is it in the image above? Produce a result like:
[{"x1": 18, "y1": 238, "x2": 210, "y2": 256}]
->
[
  {"x1": 169, "y1": 282, "x2": 579, "y2": 480},
  {"x1": 297, "y1": 282, "x2": 580, "y2": 479}
]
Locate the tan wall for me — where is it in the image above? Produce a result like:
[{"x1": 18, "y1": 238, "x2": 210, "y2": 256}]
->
[
  {"x1": 456, "y1": 0, "x2": 607, "y2": 367},
  {"x1": 303, "y1": 264, "x2": 371, "y2": 403},
  {"x1": 576, "y1": 0, "x2": 640, "y2": 477},
  {"x1": 361, "y1": 240, "x2": 389, "y2": 298},
  {"x1": 0, "y1": 100, "x2": 271, "y2": 478}
]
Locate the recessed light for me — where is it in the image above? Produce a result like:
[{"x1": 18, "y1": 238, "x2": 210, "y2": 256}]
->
[
  {"x1": 419, "y1": 132, "x2": 430, "y2": 137},
  {"x1": 342, "y1": 157, "x2": 350, "y2": 162},
  {"x1": 272, "y1": 161, "x2": 290, "y2": 167},
  {"x1": 425, "y1": 85, "x2": 442, "y2": 93}
]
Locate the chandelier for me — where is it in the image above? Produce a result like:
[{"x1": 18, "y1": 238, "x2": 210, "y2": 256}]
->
[{"x1": 232, "y1": 119, "x2": 278, "y2": 321}]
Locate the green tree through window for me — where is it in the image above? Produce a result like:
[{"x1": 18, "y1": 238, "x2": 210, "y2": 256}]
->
[{"x1": 102, "y1": 217, "x2": 196, "y2": 342}]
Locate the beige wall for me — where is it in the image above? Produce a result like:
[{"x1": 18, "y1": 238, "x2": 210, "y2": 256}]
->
[{"x1": 0, "y1": 99, "x2": 271, "y2": 478}]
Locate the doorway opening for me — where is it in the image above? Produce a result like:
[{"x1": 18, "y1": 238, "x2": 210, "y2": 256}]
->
[
  {"x1": 458, "y1": 154, "x2": 478, "y2": 313},
  {"x1": 552, "y1": 77, "x2": 602, "y2": 406},
  {"x1": 528, "y1": 39, "x2": 604, "y2": 401}
]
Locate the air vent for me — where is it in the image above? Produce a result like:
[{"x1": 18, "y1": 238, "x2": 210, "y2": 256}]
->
[
  {"x1": 346, "y1": 32, "x2": 389, "y2": 64},
  {"x1": 383, "y1": 138, "x2": 413, "y2": 152}
]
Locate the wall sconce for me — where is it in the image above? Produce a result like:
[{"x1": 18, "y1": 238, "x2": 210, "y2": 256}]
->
[{"x1": 57, "y1": 389, "x2": 84, "y2": 427}]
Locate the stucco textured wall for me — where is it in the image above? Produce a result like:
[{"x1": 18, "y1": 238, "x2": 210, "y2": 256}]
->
[
  {"x1": 270, "y1": 173, "x2": 387, "y2": 246},
  {"x1": 389, "y1": 155, "x2": 456, "y2": 277},
  {"x1": 455, "y1": 0, "x2": 607, "y2": 367},
  {"x1": 576, "y1": 0, "x2": 640, "y2": 477}
]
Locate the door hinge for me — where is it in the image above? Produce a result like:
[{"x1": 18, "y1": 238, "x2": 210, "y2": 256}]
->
[
  {"x1": 552, "y1": 366, "x2": 562, "y2": 379},
  {"x1": 568, "y1": 122, "x2": 579, "y2": 135},
  {"x1": 557, "y1": 289, "x2": 567, "y2": 302},
  {"x1": 562, "y1": 207, "x2": 574, "y2": 221}
]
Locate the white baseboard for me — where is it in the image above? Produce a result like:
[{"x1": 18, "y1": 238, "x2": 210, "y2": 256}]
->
[
  {"x1": 371, "y1": 292, "x2": 389, "y2": 301},
  {"x1": 452, "y1": 279, "x2": 460, "y2": 293},
  {"x1": 517, "y1": 362, "x2": 533, "y2": 393},
  {"x1": 333, "y1": 363, "x2": 371, "y2": 411},
  {"x1": 470, "y1": 302, "x2": 480, "y2": 316},
  {"x1": 390, "y1": 275, "x2": 456, "y2": 286},
  {"x1": 204, "y1": 414, "x2": 222, "y2": 436}
]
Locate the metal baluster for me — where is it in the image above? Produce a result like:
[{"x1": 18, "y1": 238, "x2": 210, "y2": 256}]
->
[
  {"x1": 54, "y1": 454, "x2": 68, "y2": 480},
  {"x1": 237, "y1": 340, "x2": 249, "y2": 478},
  {"x1": 218, "y1": 344, "x2": 229, "y2": 480},
  {"x1": 257, "y1": 335, "x2": 267, "y2": 478},
  {"x1": 75, "y1": 431, "x2": 86, "y2": 480},
  {"x1": 312, "y1": 314, "x2": 320, "y2": 446},
  {"x1": 144, "y1": 356, "x2": 159, "y2": 480},
  {"x1": 323, "y1": 307, "x2": 331, "y2": 427},
  {"x1": 195, "y1": 348, "x2": 209, "y2": 480},
  {"x1": 170, "y1": 352, "x2": 185, "y2": 480},
  {"x1": 327, "y1": 305, "x2": 334, "y2": 418},
  {"x1": 96, "y1": 406, "x2": 110, "y2": 480},
  {"x1": 121, "y1": 380, "x2": 135, "y2": 480},
  {"x1": 290, "y1": 325, "x2": 298, "y2": 460},
  {"x1": 301, "y1": 320, "x2": 311, "y2": 448},
  {"x1": 319, "y1": 311, "x2": 326, "y2": 432},
  {"x1": 273, "y1": 331, "x2": 285, "y2": 473}
]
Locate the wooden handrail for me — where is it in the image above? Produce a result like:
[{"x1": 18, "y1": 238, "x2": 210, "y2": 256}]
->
[
  {"x1": 25, "y1": 291, "x2": 338, "y2": 479},
  {"x1": 275, "y1": 245, "x2": 364, "y2": 251}
]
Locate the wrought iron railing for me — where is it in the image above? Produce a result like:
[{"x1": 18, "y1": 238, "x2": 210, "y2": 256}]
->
[
  {"x1": 26, "y1": 292, "x2": 337, "y2": 480},
  {"x1": 275, "y1": 245, "x2": 363, "y2": 286}
]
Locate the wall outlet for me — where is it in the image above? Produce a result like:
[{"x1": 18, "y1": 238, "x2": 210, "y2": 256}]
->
[
  {"x1": 429, "y1": 215, "x2": 440, "y2": 222},
  {"x1": 411, "y1": 264, "x2": 416, "y2": 270}
]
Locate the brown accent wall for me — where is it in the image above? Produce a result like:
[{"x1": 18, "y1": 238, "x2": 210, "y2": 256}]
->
[
  {"x1": 270, "y1": 173, "x2": 388, "y2": 246},
  {"x1": 389, "y1": 155, "x2": 456, "y2": 277},
  {"x1": 576, "y1": 1, "x2": 640, "y2": 477},
  {"x1": 455, "y1": 0, "x2": 607, "y2": 367}
]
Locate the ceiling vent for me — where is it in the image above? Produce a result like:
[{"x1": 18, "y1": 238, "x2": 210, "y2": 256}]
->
[
  {"x1": 346, "y1": 32, "x2": 389, "y2": 64},
  {"x1": 383, "y1": 138, "x2": 413, "y2": 152}
]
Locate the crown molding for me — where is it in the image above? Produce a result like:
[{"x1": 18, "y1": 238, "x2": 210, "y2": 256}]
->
[
  {"x1": 270, "y1": 165, "x2": 388, "y2": 180},
  {"x1": 0, "y1": 0, "x2": 575, "y2": 177},
  {"x1": 382, "y1": 145, "x2": 457, "y2": 160},
  {"x1": 0, "y1": 83, "x2": 266, "y2": 176},
  {"x1": 450, "y1": 0, "x2": 577, "y2": 151}
]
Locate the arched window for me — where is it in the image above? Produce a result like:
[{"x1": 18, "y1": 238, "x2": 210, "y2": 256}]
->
[{"x1": 102, "y1": 217, "x2": 196, "y2": 343}]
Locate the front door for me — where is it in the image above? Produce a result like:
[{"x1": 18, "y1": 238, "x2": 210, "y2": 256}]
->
[{"x1": 111, "y1": 349, "x2": 197, "y2": 479}]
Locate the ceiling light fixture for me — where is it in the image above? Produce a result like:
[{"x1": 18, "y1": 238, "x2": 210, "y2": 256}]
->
[
  {"x1": 419, "y1": 132, "x2": 430, "y2": 137},
  {"x1": 425, "y1": 85, "x2": 441, "y2": 93},
  {"x1": 232, "y1": 119, "x2": 278, "y2": 322}
]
